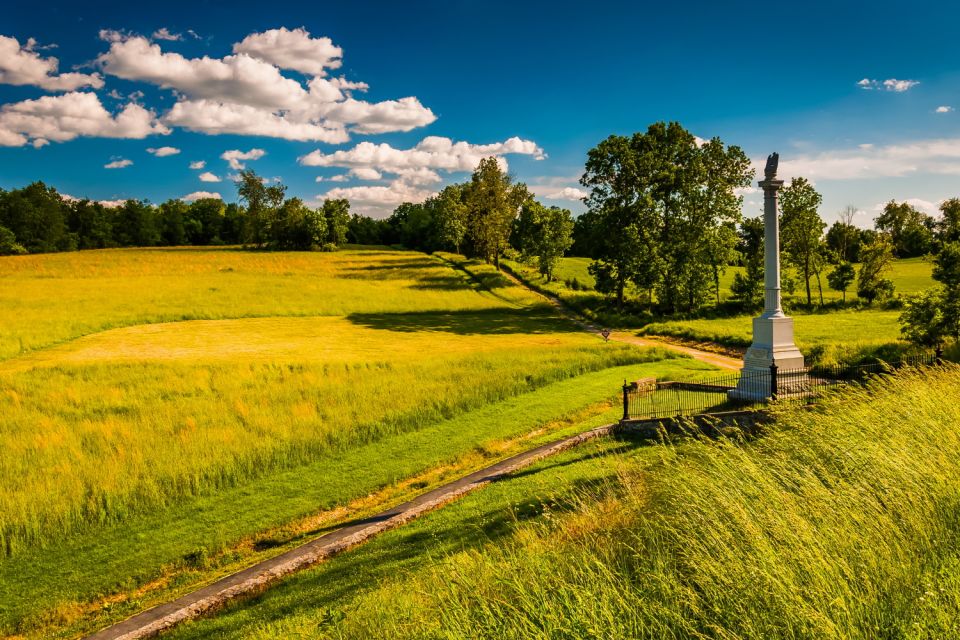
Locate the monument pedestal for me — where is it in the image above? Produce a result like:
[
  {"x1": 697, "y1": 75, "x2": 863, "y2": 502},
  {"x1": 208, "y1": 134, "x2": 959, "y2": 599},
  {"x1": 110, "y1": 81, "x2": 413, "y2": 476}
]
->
[{"x1": 729, "y1": 313, "x2": 805, "y2": 401}]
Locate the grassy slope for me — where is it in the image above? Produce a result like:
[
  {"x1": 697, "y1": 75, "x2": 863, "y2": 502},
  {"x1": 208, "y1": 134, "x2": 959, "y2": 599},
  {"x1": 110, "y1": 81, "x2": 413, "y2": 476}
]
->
[
  {"x1": 0, "y1": 247, "x2": 715, "y2": 637},
  {"x1": 6, "y1": 359, "x2": 713, "y2": 639},
  {"x1": 169, "y1": 365, "x2": 960, "y2": 640}
]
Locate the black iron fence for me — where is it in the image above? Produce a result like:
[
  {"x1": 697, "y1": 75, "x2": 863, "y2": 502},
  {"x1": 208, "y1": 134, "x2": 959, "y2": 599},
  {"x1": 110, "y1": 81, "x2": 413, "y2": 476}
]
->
[{"x1": 622, "y1": 350, "x2": 941, "y2": 422}]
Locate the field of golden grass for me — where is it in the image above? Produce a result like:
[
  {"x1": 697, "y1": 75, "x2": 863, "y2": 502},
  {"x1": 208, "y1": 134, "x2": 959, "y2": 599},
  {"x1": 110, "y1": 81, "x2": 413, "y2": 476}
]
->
[
  {"x1": 0, "y1": 246, "x2": 652, "y2": 559},
  {"x1": 0, "y1": 246, "x2": 541, "y2": 361}
]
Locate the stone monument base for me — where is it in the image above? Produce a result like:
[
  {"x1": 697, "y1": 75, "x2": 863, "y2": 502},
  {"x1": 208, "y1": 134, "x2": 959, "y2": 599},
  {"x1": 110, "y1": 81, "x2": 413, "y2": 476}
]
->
[{"x1": 728, "y1": 314, "x2": 804, "y2": 401}]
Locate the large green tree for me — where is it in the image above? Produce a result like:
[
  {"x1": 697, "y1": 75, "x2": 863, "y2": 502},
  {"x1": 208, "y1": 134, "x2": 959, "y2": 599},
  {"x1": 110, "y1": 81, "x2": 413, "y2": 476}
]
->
[
  {"x1": 515, "y1": 200, "x2": 574, "y2": 281},
  {"x1": 731, "y1": 216, "x2": 765, "y2": 309},
  {"x1": 465, "y1": 157, "x2": 529, "y2": 269},
  {"x1": 321, "y1": 198, "x2": 350, "y2": 248},
  {"x1": 429, "y1": 184, "x2": 468, "y2": 254},
  {"x1": 580, "y1": 122, "x2": 752, "y2": 312},
  {"x1": 780, "y1": 177, "x2": 826, "y2": 306},
  {"x1": 857, "y1": 235, "x2": 896, "y2": 304},
  {"x1": 875, "y1": 200, "x2": 934, "y2": 257}
]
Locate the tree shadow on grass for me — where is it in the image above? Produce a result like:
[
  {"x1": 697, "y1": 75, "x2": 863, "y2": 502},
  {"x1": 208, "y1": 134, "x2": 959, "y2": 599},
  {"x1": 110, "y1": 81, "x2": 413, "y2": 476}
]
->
[
  {"x1": 346, "y1": 307, "x2": 581, "y2": 335},
  {"x1": 339, "y1": 258, "x2": 441, "y2": 277},
  {"x1": 176, "y1": 436, "x2": 651, "y2": 638}
]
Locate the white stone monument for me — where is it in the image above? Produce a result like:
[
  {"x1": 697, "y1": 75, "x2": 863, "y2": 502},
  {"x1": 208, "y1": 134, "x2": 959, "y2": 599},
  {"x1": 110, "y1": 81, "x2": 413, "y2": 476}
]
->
[{"x1": 730, "y1": 152, "x2": 804, "y2": 400}]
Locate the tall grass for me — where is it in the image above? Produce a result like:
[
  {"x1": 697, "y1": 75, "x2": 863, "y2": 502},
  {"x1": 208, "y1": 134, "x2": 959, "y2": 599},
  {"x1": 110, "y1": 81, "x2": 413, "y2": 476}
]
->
[
  {"x1": 0, "y1": 341, "x2": 651, "y2": 557},
  {"x1": 308, "y1": 365, "x2": 960, "y2": 639}
]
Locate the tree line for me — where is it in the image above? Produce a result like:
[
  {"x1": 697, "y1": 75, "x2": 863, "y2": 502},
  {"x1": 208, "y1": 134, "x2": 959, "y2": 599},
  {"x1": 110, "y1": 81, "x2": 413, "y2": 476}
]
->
[
  {"x1": 342, "y1": 157, "x2": 575, "y2": 282},
  {"x1": 0, "y1": 171, "x2": 353, "y2": 255}
]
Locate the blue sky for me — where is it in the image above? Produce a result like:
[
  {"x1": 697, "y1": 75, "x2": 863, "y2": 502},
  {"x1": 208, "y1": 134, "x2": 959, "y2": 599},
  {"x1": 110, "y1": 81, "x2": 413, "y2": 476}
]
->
[{"x1": 1, "y1": 0, "x2": 958, "y2": 223}]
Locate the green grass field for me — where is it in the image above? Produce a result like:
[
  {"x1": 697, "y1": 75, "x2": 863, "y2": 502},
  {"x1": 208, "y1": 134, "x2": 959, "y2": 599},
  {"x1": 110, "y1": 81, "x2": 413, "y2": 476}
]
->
[
  {"x1": 0, "y1": 246, "x2": 716, "y2": 638},
  {"x1": 640, "y1": 308, "x2": 917, "y2": 364},
  {"x1": 165, "y1": 365, "x2": 960, "y2": 639}
]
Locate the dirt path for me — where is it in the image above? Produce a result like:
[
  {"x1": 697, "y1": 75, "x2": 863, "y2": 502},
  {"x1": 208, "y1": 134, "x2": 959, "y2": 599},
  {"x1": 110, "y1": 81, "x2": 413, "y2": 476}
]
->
[{"x1": 84, "y1": 424, "x2": 616, "y2": 640}]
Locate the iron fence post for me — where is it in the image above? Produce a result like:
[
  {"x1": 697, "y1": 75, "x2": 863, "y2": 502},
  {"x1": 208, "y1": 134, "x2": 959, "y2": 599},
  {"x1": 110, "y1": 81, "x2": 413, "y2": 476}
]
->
[
  {"x1": 622, "y1": 380, "x2": 630, "y2": 422},
  {"x1": 769, "y1": 362, "x2": 778, "y2": 399},
  {"x1": 936, "y1": 345, "x2": 944, "y2": 366}
]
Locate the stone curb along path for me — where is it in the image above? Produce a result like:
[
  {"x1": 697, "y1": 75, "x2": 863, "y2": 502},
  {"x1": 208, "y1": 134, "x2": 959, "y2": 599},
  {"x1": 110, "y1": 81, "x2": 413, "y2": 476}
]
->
[{"x1": 85, "y1": 423, "x2": 617, "y2": 640}]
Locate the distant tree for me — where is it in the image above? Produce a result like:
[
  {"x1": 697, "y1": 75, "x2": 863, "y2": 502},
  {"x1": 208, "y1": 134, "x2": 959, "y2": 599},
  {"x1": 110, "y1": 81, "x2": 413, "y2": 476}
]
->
[
  {"x1": 157, "y1": 199, "x2": 187, "y2": 246},
  {"x1": 465, "y1": 157, "x2": 529, "y2": 269},
  {"x1": 272, "y1": 197, "x2": 327, "y2": 250},
  {"x1": 857, "y1": 235, "x2": 896, "y2": 304},
  {"x1": 185, "y1": 198, "x2": 225, "y2": 245},
  {"x1": 236, "y1": 170, "x2": 285, "y2": 248},
  {"x1": 389, "y1": 202, "x2": 436, "y2": 251},
  {"x1": 875, "y1": 200, "x2": 934, "y2": 257},
  {"x1": 0, "y1": 225, "x2": 26, "y2": 255},
  {"x1": 220, "y1": 203, "x2": 246, "y2": 245},
  {"x1": 937, "y1": 198, "x2": 960, "y2": 245},
  {"x1": 429, "y1": 184, "x2": 468, "y2": 253},
  {"x1": 731, "y1": 216, "x2": 764, "y2": 309},
  {"x1": 347, "y1": 214, "x2": 387, "y2": 245},
  {"x1": 0, "y1": 182, "x2": 71, "y2": 252},
  {"x1": 69, "y1": 199, "x2": 115, "y2": 249},
  {"x1": 780, "y1": 177, "x2": 826, "y2": 305},
  {"x1": 825, "y1": 217, "x2": 862, "y2": 264},
  {"x1": 515, "y1": 200, "x2": 574, "y2": 281},
  {"x1": 827, "y1": 261, "x2": 856, "y2": 302},
  {"x1": 900, "y1": 242, "x2": 960, "y2": 347},
  {"x1": 321, "y1": 198, "x2": 350, "y2": 248},
  {"x1": 113, "y1": 200, "x2": 160, "y2": 247}
]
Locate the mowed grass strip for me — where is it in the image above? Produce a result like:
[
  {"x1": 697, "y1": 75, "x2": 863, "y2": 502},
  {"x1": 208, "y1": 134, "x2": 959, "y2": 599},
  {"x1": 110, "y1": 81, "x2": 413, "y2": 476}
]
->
[
  {"x1": 1, "y1": 358, "x2": 713, "y2": 639},
  {"x1": 0, "y1": 246, "x2": 511, "y2": 361},
  {"x1": 167, "y1": 365, "x2": 960, "y2": 640}
]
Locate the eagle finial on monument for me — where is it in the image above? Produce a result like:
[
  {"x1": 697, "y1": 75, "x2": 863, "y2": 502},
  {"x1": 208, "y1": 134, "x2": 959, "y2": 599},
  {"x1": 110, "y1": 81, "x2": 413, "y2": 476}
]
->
[{"x1": 764, "y1": 152, "x2": 779, "y2": 179}]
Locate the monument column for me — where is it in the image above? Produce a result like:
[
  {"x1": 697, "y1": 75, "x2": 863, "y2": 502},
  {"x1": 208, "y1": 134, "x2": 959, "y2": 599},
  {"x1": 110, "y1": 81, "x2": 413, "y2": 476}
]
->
[
  {"x1": 761, "y1": 174, "x2": 784, "y2": 318},
  {"x1": 730, "y1": 152, "x2": 804, "y2": 400}
]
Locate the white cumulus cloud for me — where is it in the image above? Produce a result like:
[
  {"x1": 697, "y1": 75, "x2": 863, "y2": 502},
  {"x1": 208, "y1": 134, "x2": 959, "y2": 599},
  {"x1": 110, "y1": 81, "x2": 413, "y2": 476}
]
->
[
  {"x1": 300, "y1": 136, "x2": 545, "y2": 174},
  {"x1": 936, "y1": 106, "x2": 954, "y2": 114},
  {"x1": 104, "y1": 158, "x2": 133, "y2": 169},
  {"x1": 198, "y1": 171, "x2": 221, "y2": 182},
  {"x1": 189, "y1": 160, "x2": 205, "y2": 169},
  {"x1": 164, "y1": 99, "x2": 350, "y2": 142},
  {"x1": 857, "y1": 78, "x2": 920, "y2": 92},
  {"x1": 0, "y1": 91, "x2": 168, "y2": 147},
  {"x1": 182, "y1": 190, "x2": 222, "y2": 201},
  {"x1": 531, "y1": 186, "x2": 587, "y2": 201},
  {"x1": 221, "y1": 148, "x2": 265, "y2": 170},
  {"x1": 147, "y1": 145, "x2": 180, "y2": 156},
  {"x1": 232, "y1": 27, "x2": 341, "y2": 76},
  {"x1": 91, "y1": 30, "x2": 436, "y2": 142},
  {"x1": 151, "y1": 28, "x2": 182, "y2": 42},
  {"x1": 0, "y1": 35, "x2": 104, "y2": 91},
  {"x1": 320, "y1": 180, "x2": 437, "y2": 218}
]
